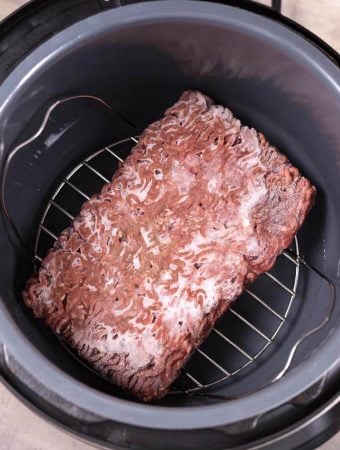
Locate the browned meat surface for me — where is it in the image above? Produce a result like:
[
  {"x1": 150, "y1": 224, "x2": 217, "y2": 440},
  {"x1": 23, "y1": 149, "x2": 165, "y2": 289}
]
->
[{"x1": 23, "y1": 91, "x2": 315, "y2": 402}]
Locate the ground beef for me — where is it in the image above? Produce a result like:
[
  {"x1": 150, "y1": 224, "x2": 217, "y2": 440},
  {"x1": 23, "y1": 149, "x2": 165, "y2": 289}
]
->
[{"x1": 23, "y1": 91, "x2": 315, "y2": 402}]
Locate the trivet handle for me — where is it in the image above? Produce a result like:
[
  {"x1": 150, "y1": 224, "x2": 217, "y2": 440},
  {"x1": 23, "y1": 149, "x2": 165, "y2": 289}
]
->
[
  {"x1": 0, "y1": 94, "x2": 137, "y2": 260},
  {"x1": 184, "y1": 253, "x2": 336, "y2": 401},
  {"x1": 272, "y1": 255, "x2": 336, "y2": 382}
]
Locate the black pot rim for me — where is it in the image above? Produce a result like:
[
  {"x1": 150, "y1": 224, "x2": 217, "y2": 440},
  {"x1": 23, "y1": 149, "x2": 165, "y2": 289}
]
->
[{"x1": 0, "y1": 0, "x2": 339, "y2": 430}]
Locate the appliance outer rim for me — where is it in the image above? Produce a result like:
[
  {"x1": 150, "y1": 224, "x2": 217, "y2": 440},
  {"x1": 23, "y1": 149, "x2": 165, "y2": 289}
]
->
[{"x1": 0, "y1": 0, "x2": 339, "y2": 431}]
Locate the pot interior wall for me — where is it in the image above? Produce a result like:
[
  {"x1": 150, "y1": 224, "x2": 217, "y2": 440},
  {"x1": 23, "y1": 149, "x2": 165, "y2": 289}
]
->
[{"x1": 0, "y1": 10, "x2": 339, "y2": 407}]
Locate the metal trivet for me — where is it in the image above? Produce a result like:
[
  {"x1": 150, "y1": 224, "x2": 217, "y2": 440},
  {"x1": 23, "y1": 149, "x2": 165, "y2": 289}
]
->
[
  {"x1": 33, "y1": 135, "x2": 300, "y2": 392},
  {"x1": 0, "y1": 95, "x2": 335, "y2": 398}
]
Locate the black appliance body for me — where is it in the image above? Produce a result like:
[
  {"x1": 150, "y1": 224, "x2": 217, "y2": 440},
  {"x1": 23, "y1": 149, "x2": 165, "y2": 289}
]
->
[{"x1": 0, "y1": 1, "x2": 339, "y2": 449}]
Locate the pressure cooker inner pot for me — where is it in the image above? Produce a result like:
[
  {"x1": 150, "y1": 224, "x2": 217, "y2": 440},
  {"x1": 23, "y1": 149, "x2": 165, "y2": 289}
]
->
[{"x1": 0, "y1": 5, "x2": 339, "y2": 413}]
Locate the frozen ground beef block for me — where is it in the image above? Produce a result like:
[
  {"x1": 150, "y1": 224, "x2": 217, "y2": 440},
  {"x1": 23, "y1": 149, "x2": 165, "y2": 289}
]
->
[{"x1": 23, "y1": 91, "x2": 315, "y2": 402}]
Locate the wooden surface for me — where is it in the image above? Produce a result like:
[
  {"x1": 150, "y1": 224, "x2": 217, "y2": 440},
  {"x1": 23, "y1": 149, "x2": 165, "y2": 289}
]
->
[{"x1": 0, "y1": 1, "x2": 339, "y2": 449}]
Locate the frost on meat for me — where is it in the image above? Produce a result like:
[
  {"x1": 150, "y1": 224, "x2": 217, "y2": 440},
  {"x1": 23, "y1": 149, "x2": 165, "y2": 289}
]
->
[{"x1": 23, "y1": 91, "x2": 315, "y2": 401}]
